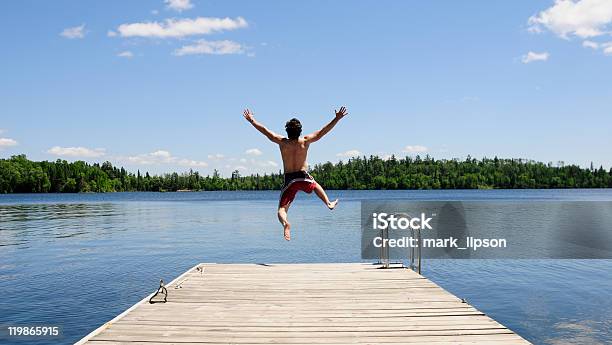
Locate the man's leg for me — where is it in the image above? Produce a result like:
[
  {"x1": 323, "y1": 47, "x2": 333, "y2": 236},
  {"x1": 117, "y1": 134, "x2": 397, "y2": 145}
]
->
[
  {"x1": 277, "y1": 204, "x2": 291, "y2": 241},
  {"x1": 313, "y1": 183, "x2": 338, "y2": 210}
]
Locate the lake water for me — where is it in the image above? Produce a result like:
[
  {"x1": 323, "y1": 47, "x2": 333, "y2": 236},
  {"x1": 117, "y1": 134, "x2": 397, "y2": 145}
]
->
[{"x1": 1, "y1": 190, "x2": 611, "y2": 344}]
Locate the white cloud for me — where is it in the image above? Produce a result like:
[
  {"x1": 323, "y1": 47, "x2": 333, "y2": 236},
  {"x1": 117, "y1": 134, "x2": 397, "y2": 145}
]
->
[
  {"x1": 461, "y1": 96, "x2": 480, "y2": 102},
  {"x1": 258, "y1": 160, "x2": 277, "y2": 168},
  {"x1": 60, "y1": 24, "x2": 86, "y2": 39},
  {"x1": 0, "y1": 138, "x2": 18, "y2": 148},
  {"x1": 208, "y1": 156, "x2": 280, "y2": 175},
  {"x1": 126, "y1": 150, "x2": 208, "y2": 167},
  {"x1": 47, "y1": 146, "x2": 105, "y2": 158},
  {"x1": 174, "y1": 39, "x2": 245, "y2": 56},
  {"x1": 604, "y1": 42, "x2": 612, "y2": 55},
  {"x1": 528, "y1": 0, "x2": 612, "y2": 39},
  {"x1": 165, "y1": 0, "x2": 193, "y2": 12},
  {"x1": 207, "y1": 153, "x2": 224, "y2": 160},
  {"x1": 126, "y1": 151, "x2": 168, "y2": 165},
  {"x1": 245, "y1": 148, "x2": 262, "y2": 156},
  {"x1": 177, "y1": 159, "x2": 208, "y2": 167},
  {"x1": 117, "y1": 51, "x2": 134, "y2": 58},
  {"x1": 112, "y1": 17, "x2": 248, "y2": 39},
  {"x1": 582, "y1": 40, "x2": 599, "y2": 49},
  {"x1": 521, "y1": 51, "x2": 550, "y2": 63},
  {"x1": 230, "y1": 159, "x2": 277, "y2": 172},
  {"x1": 249, "y1": 159, "x2": 277, "y2": 168},
  {"x1": 403, "y1": 145, "x2": 428, "y2": 153},
  {"x1": 150, "y1": 150, "x2": 171, "y2": 158},
  {"x1": 336, "y1": 149, "x2": 362, "y2": 158}
]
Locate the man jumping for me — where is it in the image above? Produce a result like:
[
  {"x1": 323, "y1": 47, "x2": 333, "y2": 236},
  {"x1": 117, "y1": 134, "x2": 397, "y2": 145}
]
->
[{"x1": 243, "y1": 107, "x2": 348, "y2": 241}]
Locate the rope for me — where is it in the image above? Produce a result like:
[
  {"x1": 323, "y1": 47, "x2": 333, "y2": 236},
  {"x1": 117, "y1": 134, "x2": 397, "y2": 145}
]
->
[{"x1": 148, "y1": 279, "x2": 168, "y2": 304}]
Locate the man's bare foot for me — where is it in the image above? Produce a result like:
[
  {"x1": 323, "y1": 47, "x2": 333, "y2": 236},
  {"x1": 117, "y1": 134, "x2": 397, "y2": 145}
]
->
[
  {"x1": 328, "y1": 199, "x2": 339, "y2": 210},
  {"x1": 283, "y1": 222, "x2": 291, "y2": 241}
]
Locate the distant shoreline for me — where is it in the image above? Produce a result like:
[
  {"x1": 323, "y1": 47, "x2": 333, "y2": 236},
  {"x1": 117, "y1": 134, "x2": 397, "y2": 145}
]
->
[
  {"x1": 3, "y1": 188, "x2": 612, "y2": 196},
  {"x1": 2, "y1": 154, "x2": 611, "y2": 193}
]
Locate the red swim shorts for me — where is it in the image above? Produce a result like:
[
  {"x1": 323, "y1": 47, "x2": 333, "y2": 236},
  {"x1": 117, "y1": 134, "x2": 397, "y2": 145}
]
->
[{"x1": 279, "y1": 181, "x2": 317, "y2": 207}]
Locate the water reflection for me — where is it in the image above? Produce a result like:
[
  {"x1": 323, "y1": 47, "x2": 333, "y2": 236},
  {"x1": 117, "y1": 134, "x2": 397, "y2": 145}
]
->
[{"x1": 0, "y1": 203, "x2": 124, "y2": 247}]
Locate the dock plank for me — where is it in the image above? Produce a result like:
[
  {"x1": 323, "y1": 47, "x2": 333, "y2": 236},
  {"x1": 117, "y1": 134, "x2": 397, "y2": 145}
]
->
[{"x1": 78, "y1": 263, "x2": 530, "y2": 344}]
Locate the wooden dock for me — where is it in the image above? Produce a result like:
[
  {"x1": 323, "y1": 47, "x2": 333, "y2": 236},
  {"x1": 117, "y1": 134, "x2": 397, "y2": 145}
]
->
[{"x1": 77, "y1": 263, "x2": 530, "y2": 344}]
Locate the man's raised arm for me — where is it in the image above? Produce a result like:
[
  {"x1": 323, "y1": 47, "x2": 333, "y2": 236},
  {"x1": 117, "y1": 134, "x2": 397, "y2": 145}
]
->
[
  {"x1": 304, "y1": 106, "x2": 348, "y2": 143},
  {"x1": 243, "y1": 109, "x2": 284, "y2": 144}
]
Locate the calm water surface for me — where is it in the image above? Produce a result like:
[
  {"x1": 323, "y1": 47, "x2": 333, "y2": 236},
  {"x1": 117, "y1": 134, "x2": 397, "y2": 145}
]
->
[{"x1": 1, "y1": 190, "x2": 611, "y2": 344}]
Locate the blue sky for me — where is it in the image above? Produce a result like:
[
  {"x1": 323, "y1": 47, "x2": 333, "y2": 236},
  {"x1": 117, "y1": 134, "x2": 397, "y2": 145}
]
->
[{"x1": 1, "y1": 0, "x2": 611, "y2": 175}]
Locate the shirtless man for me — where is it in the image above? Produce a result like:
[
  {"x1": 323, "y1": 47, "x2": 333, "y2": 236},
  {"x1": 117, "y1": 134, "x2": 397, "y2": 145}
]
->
[{"x1": 243, "y1": 107, "x2": 348, "y2": 241}]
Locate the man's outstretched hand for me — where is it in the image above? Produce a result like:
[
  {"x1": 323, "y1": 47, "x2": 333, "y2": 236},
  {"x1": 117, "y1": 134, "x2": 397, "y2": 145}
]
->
[
  {"x1": 243, "y1": 109, "x2": 255, "y2": 123},
  {"x1": 335, "y1": 106, "x2": 348, "y2": 119}
]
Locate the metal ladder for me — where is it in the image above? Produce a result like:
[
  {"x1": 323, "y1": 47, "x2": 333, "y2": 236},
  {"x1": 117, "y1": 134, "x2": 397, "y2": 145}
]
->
[{"x1": 378, "y1": 212, "x2": 421, "y2": 274}]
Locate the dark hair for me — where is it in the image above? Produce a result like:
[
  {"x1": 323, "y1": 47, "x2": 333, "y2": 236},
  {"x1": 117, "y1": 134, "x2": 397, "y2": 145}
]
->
[{"x1": 285, "y1": 118, "x2": 302, "y2": 139}]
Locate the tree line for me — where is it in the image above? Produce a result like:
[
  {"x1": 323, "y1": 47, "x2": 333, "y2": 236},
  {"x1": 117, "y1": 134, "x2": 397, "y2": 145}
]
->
[{"x1": 0, "y1": 154, "x2": 611, "y2": 193}]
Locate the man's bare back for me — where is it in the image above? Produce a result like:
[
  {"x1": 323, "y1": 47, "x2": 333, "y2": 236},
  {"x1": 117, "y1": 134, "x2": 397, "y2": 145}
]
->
[
  {"x1": 279, "y1": 138, "x2": 310, "y2": 173},
  {"x1": 243, "y1": 106, "x2": 348, "y2": 240}
]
